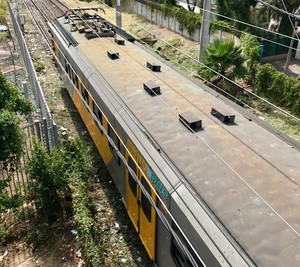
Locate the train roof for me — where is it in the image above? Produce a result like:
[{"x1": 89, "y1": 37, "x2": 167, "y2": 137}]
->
[{"x1": 53, "y1": 14, "x2": 300, "y2": 267}]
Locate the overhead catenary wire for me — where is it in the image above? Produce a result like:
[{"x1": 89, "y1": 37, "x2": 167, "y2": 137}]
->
[
  {"x1": 257, "y1": 0, "x2": 300, "y2": 20},
  {"x1": 102, "y1": 2, "x2": 300, "y2": 124},
  {"x1": 144, "y1": 0, "x2": 300, "y2": 44},
  {"x1": 66, "y1": 3, "x2": 300, "y2": 244},
  {"x1": 23, "y1": 2, "x2": 208, "y2": 266},
  {"x1": 22, "y1": 1, "x2": 300, "y2": 266},
  {"x1": 45, "y1": 0, "x2": 300, "y2": 243},
  {"x1": 279, "y1": 0, "x2": 300, "y2": 40}
]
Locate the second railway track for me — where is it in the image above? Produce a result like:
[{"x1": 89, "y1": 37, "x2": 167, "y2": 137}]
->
[{"x1": 15, "y1": 1, "x2": 154, "y2": 266}]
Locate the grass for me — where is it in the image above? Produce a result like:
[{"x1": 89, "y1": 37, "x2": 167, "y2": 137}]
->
[{"x1": 263, "y1": 110, "x2": 300, "y2": 143}]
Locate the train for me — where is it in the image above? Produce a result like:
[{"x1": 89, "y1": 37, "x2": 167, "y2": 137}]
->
[{"x1": 48, "y1": 7, "x2": 300, "y2": 267}]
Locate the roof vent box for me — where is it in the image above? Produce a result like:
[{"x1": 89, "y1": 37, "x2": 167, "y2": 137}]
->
[
  {"x1": 143, "y1": 80, "x2": 161, "y2": 96},
  {"x1": 179, "y1": 111, "x2": 202, "y2": 131},
  {"x1": 78, "y1": 26, "x2": 86, "y2": 33},
  {"x1": 146, "y1": 61, "x2": 161, "y2": 72},
  {"x1": 115, "y1": 37, "x2": 125, "y2": 45},
  {"x1": 107, "y1": 50, "x2": 120, "y2": 60},
  {"x1": 211, "y1": 107, "x2": 235, "y2": 124}
]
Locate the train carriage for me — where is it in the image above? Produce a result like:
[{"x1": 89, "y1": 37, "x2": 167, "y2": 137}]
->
[{"x1": 48, "y1": 9, "x2": 300, "y2": 267}]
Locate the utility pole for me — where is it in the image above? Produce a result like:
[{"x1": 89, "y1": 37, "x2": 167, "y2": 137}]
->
[
  {"x1": 116, "y1": 0, "x2": 122, "y2": 28},
  {"x1": 284, "y1": 6, "x2": 300, "y2": 74},
  {"x1": 199, "y1": 0, "x2": 212, "y2": 60}
]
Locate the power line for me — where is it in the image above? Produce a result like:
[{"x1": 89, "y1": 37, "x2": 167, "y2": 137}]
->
[
  {"x1": 279, "y1": 0, "x2": 300, "y2": 40},
  {"x1": 23, "y1": 3, "x2": 300, "y2": 264},
  {"x1": 257, "y1": 0, "x2": 300, "y2": 20},
  {"x1": 64, "y1": 5, "x2": 300, "y2": 243},
  {"x1": 103, "y1": 2, "x2": 300, "y2": 123},
  {"x1": 145, "y1": 0, "x2": 300, "y2": 43}
]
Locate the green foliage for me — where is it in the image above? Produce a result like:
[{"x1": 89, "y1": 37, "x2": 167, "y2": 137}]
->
[
  {"x1": 0, "y1": 32, "x2": 8, "y2": 42},
  {"x1": 255, "y1": 64, "x2": 300, "y2": 116},
  {"x1": 69, "y1": 172, "x2": 104, "y2": 266},
  {"x1": 0, "y1": 72, "x2": 32, "y2": 116},
  {"x1": 210, "y1": 20, "x2": 234, "y2": 34},
  {"x1": 25, "y1": 138, "x2": 102, "y2": 265},
  {"x1": 149, "y1": 3, "x2": 202, "y2": 35},
  {"x1": 0, "y1": 226, "x2": 4, "y2": 246},
  {"x1": 25, "y1": 140, "x2": 68, "y2": 214},
  {"x1": 61, "y1": 139, "x2": 103, "y2": 265},
  {"x1": 240, "y1": 33, "x2": 260, "y2": 81},
  {"x1": 198, "y1": 38, "x2": 246, "y2": 91},
  {"x1": 0, "y1": 71, "x2": 32, "y2": 163},
  {"x1": 0, "y1": 70, "x2": 29, "y2": 219},
  {"x1": 0, "y1": 109, "x2": 24, "y2": 163},
  {"x1": 215, "y1": 0, "x2": 257, "y2": 30},
  {"x1": 0, "y1": 190, "x2": 23, "y2": 213},
  {"x1": 27, "y1": 222, "x2": 51, "y2": 248},
  {"x1": 0, "y1": 6, "x2": 7, "y2": 25}
]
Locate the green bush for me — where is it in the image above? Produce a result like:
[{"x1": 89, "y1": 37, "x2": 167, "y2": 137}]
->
[
  {"x1": 0, "y1": 226, "x2": 5, "y2": 246},
  {"x1": 25, "y1": 140, "x2": 68, "y2": 214},
  {"x1": 25, "y1": 138, "x2": 103, "y2": 266},
  {"x1": 255, "y1": 64, "x2": 300, "y2": 116},
  {"x1": 240, "y1": 33, "x2": 260, "y2": 81}
]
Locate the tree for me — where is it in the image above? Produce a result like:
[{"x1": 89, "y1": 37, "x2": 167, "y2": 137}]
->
[
  {"x1": 0, "y1": 72, "x2": 32, "y2": 115},
  {"x1": 0, "y1": 72, "x2": 32, "y2": 163},
  {"x1": 266, "y1": 0, "x2": 299, "y2": 36},
  {"x1": 198, "y1": 39, "x2": 246, "y2": 92},
  {"x1": 215, "y1": 0, "x2": 257, "y2": 30},
  {"x1": 240, "y1": 33, "x2": 260, "y2": 82},
  {"x1": 0, "y1": 72, "x2": 32, "y2": 224}
]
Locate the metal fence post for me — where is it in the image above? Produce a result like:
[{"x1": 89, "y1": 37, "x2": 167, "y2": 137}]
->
[
  {"x1": 42, "y1": 118, "x2": 51, "y2": 153},
  {"x1": 9, "y1": 2, "x2": 57, "y2": 151},
  {"x1": 34, "y1": 120, "x2": 42, "y2": 141},
  {"x1": 52, "y1": 122, "x2": 59, "y2": 148},
  {"x1": 22, "y1": 81, "x2": 28, "y2": 98}
]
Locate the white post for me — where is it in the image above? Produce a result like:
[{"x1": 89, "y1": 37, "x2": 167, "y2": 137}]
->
[
  {"x1": 284, "y1": 6, "x2": 300, "y2": 74},
  {"x1": 116, "y1": 0, "x2": 122, "y2": 28},
  {"x1": 199, "y1": 0, "x2": 212, "y2": 60}
]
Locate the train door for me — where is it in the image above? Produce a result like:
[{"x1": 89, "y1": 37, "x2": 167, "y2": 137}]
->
[{"x1": 126, "y1": 155, "x2": 157, "y2": 260}]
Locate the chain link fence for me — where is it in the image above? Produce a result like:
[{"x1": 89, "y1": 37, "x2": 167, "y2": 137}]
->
[{"x1": 8, "y1": 2, "x2": 58, "y2": 151}]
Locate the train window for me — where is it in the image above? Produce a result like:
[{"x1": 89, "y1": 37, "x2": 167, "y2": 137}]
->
[
  {"x1": 141, "y1": 177, "x2": 151, "y2": 222},
  {"x1": 75, "y1": 75, "x2": 79, "y2": 89},
  {"x1": 128, "y1": 156, "x2": 137, "y2": 197},
  {"x1": 82, "y1": 86, "x2": 89, "y2": 103},
  {"x1": 65, "y1": 60, "x2": 68, "y2": 74},
  {"x1": 172, "y1": 244, "x2": 185, "y2": 267},
  {"x1": 108, "y1": 124, "x2": 121, "y2": 165},
  {"x1": 93, "y1": 101, "x2": 103, "y2": 134},
  {"x1": 72, "y1": 72, "x2": 77, "y2": 88},
  {"x1": 70, "y1": 70, "x2": 74, "y2": 82},
  {"x1": 171, "y1": 233, "x2": 204, "y2": 267},
  {"x1": 67, "y1": 64, "x2": 71, "y2": 76}
]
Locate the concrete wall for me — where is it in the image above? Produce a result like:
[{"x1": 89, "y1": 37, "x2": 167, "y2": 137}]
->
[{"x1": 125, "y1": 0, "x2": 202, "y2": 41}]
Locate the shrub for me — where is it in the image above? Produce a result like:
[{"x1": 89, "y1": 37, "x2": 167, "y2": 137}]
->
[{"x1": 255, "y1": 64, "x2": 300, "y2": 116}]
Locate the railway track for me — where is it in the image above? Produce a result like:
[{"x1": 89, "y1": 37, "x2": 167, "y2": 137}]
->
[
  {"x1": 24, "y1": 0, "x2": 68, "y2": 45},
  {"x1": 16, "y1": 1, "x2": 153, "y2": 266}
]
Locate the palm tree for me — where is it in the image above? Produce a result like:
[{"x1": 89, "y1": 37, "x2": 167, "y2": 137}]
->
[{"x1": 198, "y1": 39, "x2": 246, "y2": 91}]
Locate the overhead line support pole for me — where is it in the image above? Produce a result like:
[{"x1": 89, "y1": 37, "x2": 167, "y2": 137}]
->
[
  {"x1": 199, "y1": 0, "x2": 212, "y2": 60},
  {"x1": 284, "y1": 6, "x2": 300, "y2": 75},
  {"x1": 116, "y1": 0, "x2": 122, "y2": 28}
]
